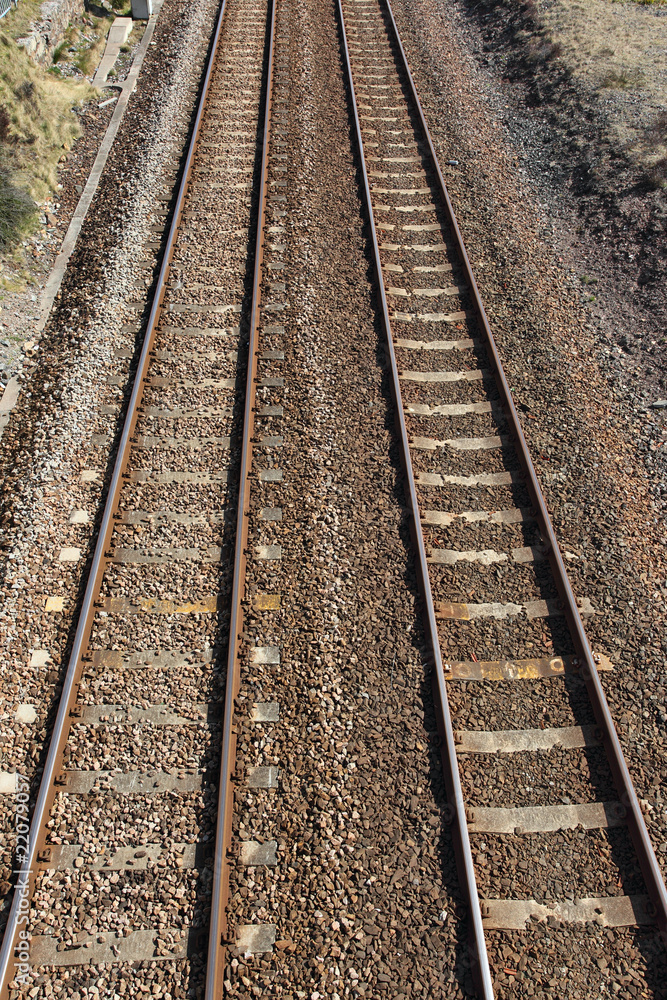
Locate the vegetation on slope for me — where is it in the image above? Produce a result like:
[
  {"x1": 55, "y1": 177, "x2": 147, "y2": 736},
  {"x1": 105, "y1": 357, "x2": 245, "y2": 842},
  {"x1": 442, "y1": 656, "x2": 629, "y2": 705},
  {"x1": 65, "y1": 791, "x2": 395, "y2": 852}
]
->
[{"x1": 0, "y1": 24, "x2": 93, "y2": 250}]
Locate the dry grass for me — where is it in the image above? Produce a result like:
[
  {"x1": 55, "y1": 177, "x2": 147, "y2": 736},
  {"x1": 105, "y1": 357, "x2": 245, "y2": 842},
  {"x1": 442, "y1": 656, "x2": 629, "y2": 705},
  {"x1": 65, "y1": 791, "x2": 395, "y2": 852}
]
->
[
  {"x1": 0, "y1": 31, "x2": 94, "y2": 248},
  {"x1": 0, "y1": 0, "x2": 45, "y2": 43},
  {"x1": 536, "y1": 0, "x2": 667, "y2": 171},
  {"x1": 74, "y1": 27, "x2": 108, "y2": 75},
  {"x1": 634, "y1": 110, "x2": 667, "y2": 186}
]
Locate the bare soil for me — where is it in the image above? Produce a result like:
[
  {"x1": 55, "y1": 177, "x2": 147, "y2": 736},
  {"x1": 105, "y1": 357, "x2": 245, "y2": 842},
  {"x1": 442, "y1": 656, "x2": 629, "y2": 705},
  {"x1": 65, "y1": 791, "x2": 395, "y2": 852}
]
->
[{"x1": 454, "y1": 0, "x2": 667, "y2": 382}]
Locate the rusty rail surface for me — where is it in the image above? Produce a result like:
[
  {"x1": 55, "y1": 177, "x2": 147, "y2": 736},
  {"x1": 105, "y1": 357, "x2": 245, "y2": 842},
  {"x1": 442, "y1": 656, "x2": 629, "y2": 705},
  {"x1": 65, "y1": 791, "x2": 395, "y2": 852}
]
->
[
  {"x1": 0, "y1": 0, "x2": 274, "y2": 990},
  {"x1": 337, "y1": 0, "x2": 667, "y2": 995},
  {"x1": 205, "y1": 0, "x2": 276, "y2": 989},
  {"x1": 336, "y1": 4, "x2": 493, "y2": 995},
  {"x1": 381, "y1": 0, "x2": 667, "y2": 940}
]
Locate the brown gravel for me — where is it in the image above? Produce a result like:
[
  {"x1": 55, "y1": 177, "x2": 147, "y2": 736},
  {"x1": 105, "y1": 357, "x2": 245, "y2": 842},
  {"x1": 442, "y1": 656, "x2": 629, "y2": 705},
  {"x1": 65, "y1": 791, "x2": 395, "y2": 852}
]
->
[
  {"x1": 2, "y1": 0, "x2": 667, "y2": 994},
  {"x1": 223, "y1": 0, "x2": 472, "y2": 994}
]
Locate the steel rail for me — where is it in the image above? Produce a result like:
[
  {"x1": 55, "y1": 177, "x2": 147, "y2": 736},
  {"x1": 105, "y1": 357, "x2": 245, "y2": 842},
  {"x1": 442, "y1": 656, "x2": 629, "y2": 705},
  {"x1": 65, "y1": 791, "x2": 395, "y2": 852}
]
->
[
  {"x1": 381, "y1": 0, "x2": 667, "y2": 942},
  {"x1": 336, "y1": 3, "x2": 494, "y2": 997},
  {"x1": 205, "y1": 0, "x2": 276, "y2": 990},
  {"x1": 0, "y1": 0, "x2": 234, "y2": 992}
]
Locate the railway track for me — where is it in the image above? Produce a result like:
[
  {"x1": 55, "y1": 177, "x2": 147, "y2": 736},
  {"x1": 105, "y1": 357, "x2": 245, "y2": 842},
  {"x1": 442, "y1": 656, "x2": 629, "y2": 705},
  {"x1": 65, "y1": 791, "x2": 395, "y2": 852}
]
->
[
  {"x1": 338, "y1": 0, "x2": 667, "y2": 993},
  {"x1": 0, "y1": 0, "x2": 277, "y2": 992},
  {"x1": 1, "y1": 0, "x2": 666, "y2": 995}
]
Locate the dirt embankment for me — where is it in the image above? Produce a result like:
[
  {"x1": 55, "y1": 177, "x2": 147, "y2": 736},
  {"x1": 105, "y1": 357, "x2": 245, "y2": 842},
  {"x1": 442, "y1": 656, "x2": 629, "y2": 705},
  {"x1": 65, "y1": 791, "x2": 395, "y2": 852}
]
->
[
  {"x1": 0, "y1": 31, "x2": 92, "y2": 247},
  {"x1": 0, "y1": 0, "x2": 136, "y2": 257},
  {"x1": 463, "y1": 0, "x2": 667, "y2": 381}
]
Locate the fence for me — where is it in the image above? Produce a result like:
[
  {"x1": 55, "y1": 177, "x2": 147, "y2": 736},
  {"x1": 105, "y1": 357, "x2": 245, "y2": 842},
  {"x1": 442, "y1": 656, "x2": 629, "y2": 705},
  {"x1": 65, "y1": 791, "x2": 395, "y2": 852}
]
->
[{"x1": 0, "y1": 0, "x2": 18, "y2": 18}]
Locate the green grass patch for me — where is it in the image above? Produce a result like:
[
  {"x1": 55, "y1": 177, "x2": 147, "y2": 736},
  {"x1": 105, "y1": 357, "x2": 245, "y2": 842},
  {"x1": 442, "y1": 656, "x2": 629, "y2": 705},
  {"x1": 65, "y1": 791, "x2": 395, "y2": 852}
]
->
[
  {"x1": 600, "y1": 66, "x2": 646, "y2": 88},
  {"x1": 52, "y1": 40, "x2": 68, "y2": 63},
  {"x1": 0, "y1": 176, "x2": 36, "y2": 247}
]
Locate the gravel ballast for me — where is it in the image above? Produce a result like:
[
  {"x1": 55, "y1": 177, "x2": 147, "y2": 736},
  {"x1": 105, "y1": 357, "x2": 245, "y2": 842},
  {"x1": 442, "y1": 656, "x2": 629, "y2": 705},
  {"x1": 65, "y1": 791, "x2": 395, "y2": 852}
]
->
[
  {"x1": 0, "y1": 0, "x2": 223, "y2": 941},
  {"x1": 1, "y1": 0, "x2": 666, "y2": 993}
]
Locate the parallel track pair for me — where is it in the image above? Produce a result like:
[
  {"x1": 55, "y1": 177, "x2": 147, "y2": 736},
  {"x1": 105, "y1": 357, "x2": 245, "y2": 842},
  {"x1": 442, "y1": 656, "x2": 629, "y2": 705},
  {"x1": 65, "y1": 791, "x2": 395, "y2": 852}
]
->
[{"x1": 0, "y1": 0, "x2": 665, "y2": 996}]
